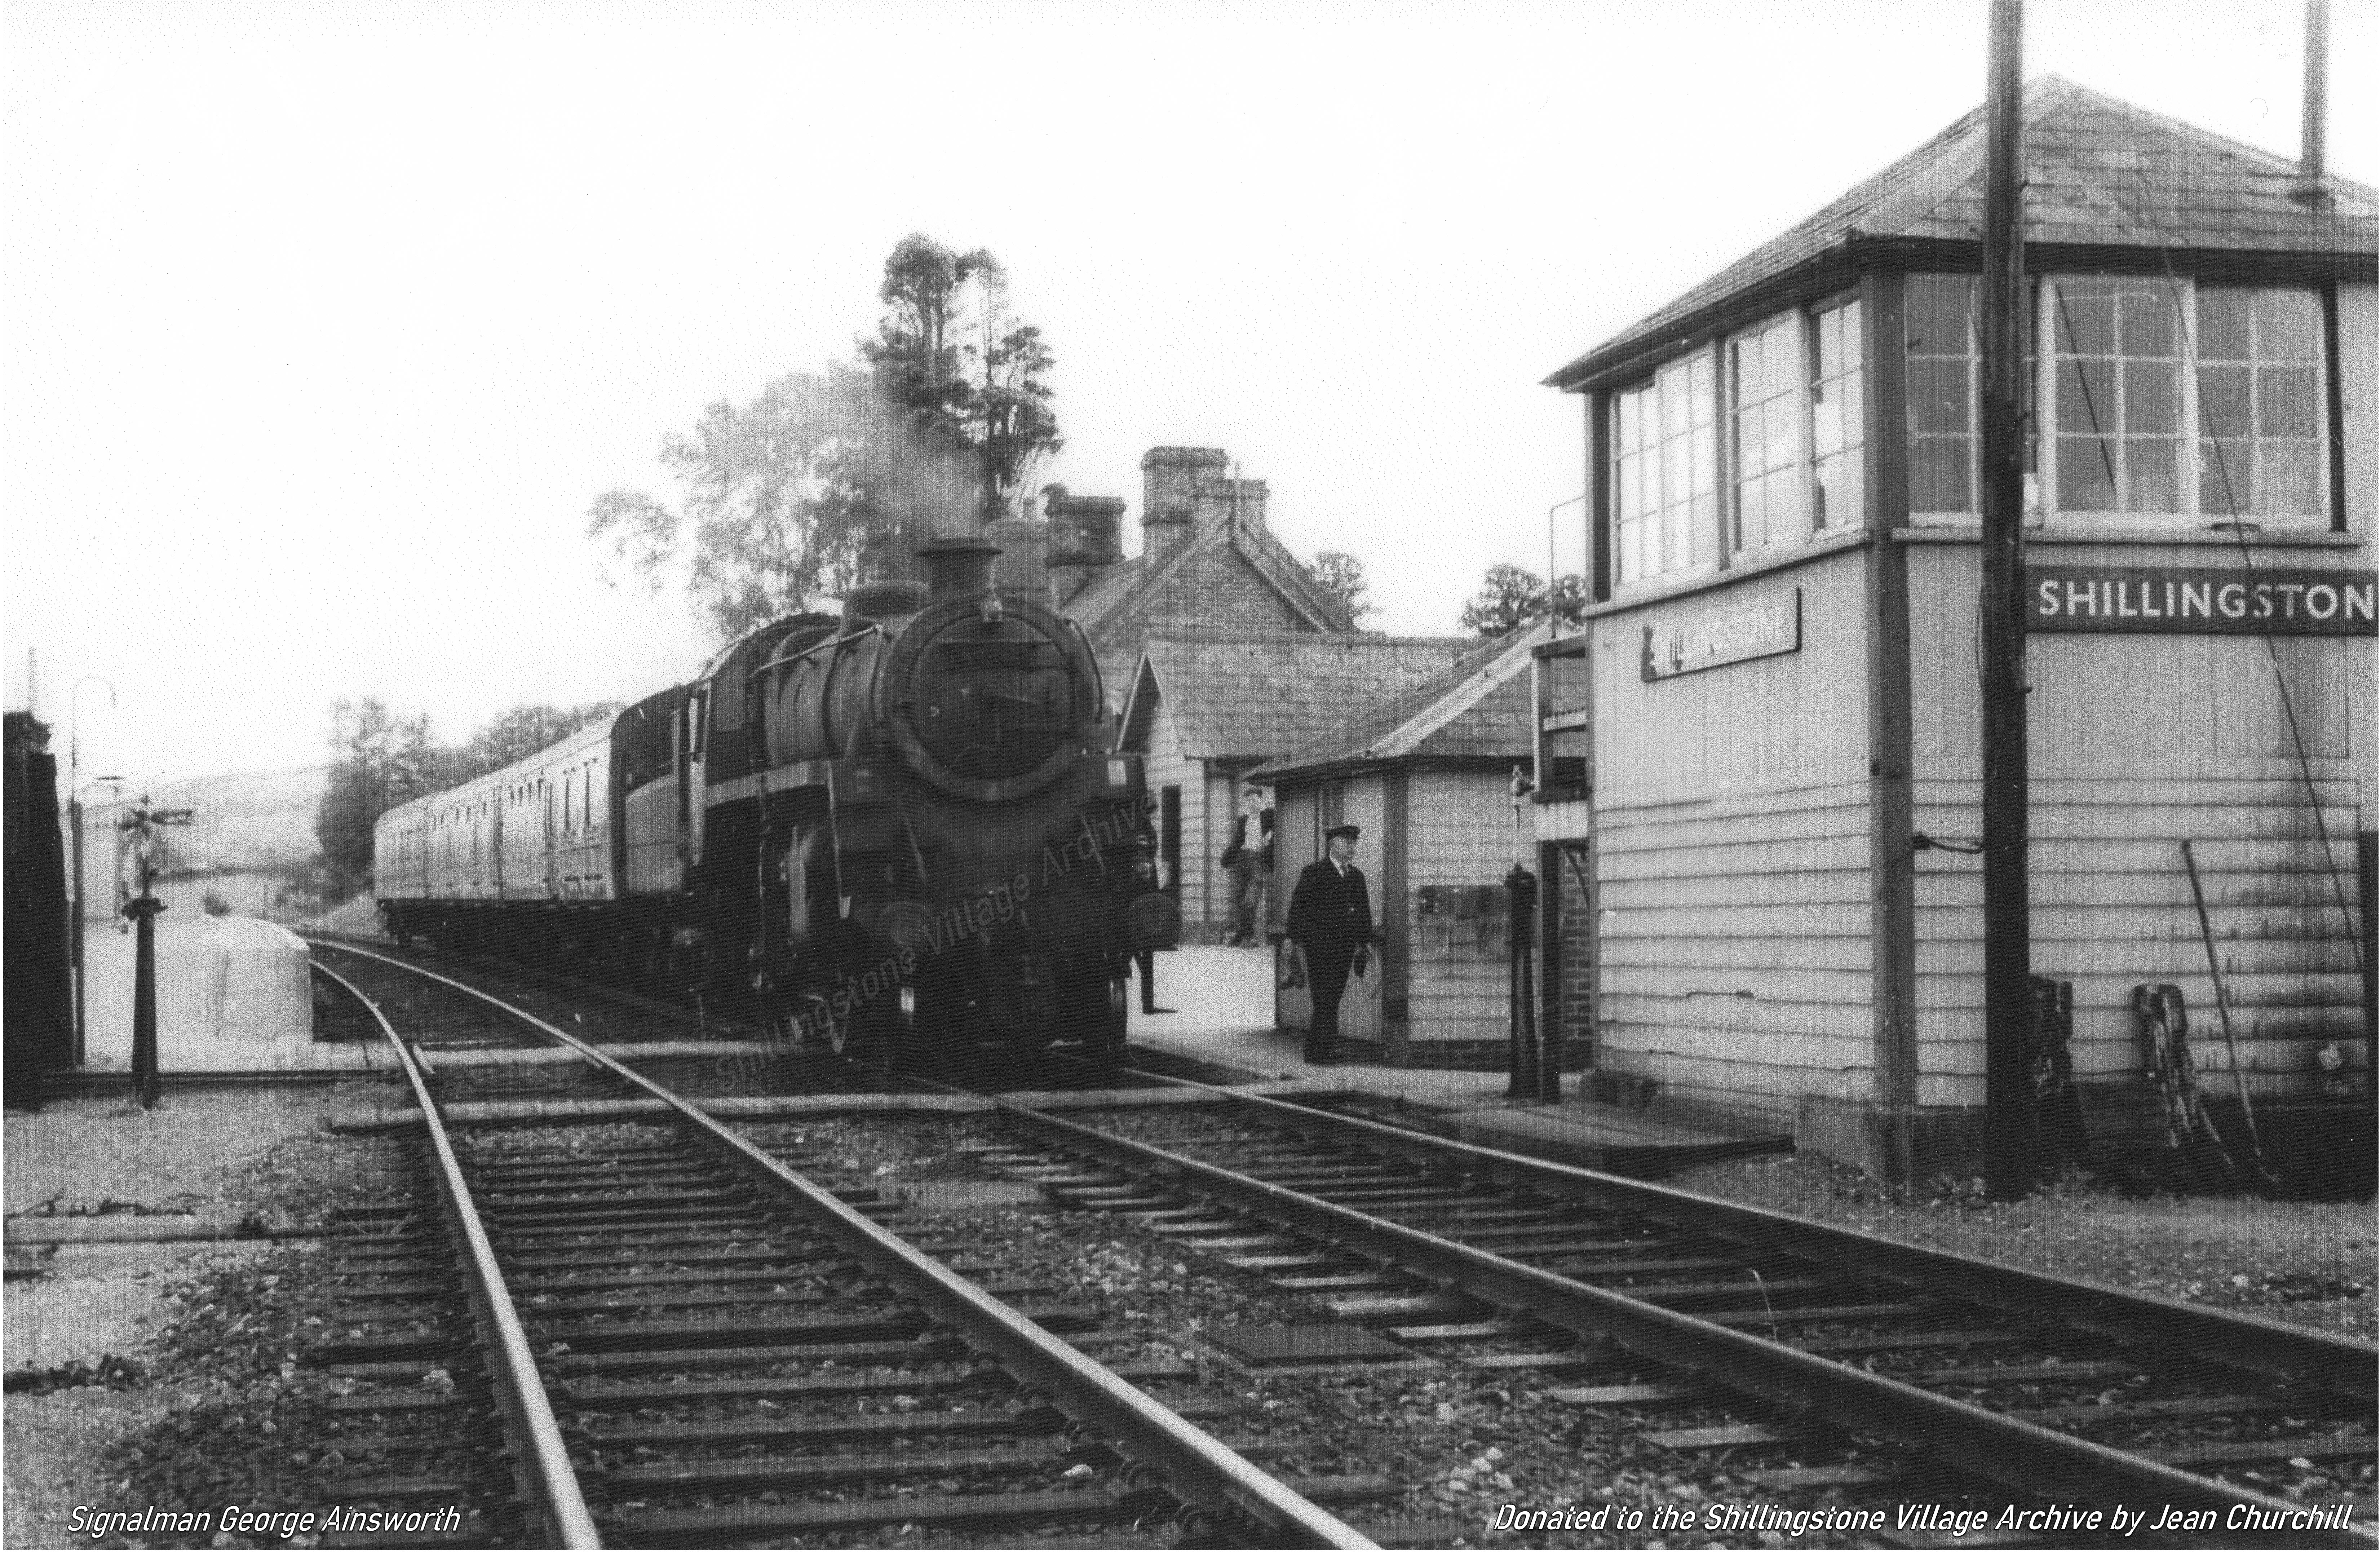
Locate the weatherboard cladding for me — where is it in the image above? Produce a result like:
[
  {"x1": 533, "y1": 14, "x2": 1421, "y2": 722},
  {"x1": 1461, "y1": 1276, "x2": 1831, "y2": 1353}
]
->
[{"x1": 1548, "y1": 76, "x2": 2379, "y2": 392}]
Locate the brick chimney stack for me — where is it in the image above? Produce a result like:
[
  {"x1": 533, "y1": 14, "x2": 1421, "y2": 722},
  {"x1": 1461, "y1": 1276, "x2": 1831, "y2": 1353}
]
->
[
  {"x1": 984, "y1": 513, "x2": 1054, "y2": 605},
  {"x1": 1044, "y1": 492, "x2": 1126, "y2": 604},
  {"x1": 1140, "y1": 447, "x2": 1231, "y2": 563}
]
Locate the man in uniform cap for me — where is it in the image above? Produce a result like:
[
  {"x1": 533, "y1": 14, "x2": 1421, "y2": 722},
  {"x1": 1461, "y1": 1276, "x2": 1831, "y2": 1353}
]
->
[{"x1": 1284, "y1": 823, "x2": 1376, "y2": 1064}]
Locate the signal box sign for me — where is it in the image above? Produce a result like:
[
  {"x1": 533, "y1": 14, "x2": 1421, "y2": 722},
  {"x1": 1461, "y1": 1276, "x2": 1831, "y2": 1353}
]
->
[
  {"x1": 1641, "y1": 586, "x2": 1801, "y2": 681},
  {"x1": 2029, "y1": 566, "x2": 2377, "y2": 636}
]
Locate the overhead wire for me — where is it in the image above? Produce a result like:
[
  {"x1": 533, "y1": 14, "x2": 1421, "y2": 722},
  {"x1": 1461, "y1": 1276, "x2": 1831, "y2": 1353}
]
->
[{"x1": 2110, "y1": 98, "x2": 2367, "y2": 995}]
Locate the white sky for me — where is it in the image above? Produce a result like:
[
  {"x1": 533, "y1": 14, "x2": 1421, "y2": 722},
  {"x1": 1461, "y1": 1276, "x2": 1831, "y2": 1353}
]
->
[{"x1": 5, "y1": 0, "x2": 2372, "y2": 784}]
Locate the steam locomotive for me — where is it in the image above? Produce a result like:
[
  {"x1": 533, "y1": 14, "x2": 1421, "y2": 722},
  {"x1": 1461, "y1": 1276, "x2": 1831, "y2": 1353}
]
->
[{"x1": 373, "y1": 536, "x2": 1180, "y2": 1059}]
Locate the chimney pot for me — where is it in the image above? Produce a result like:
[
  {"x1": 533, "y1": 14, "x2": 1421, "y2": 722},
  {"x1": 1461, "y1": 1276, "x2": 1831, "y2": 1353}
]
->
[{"x1": 2295, "y1": 0, "x2": 2332, "y2": 205}]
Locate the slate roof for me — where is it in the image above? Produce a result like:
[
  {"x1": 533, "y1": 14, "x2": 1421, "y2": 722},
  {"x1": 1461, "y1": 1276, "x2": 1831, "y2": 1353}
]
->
[
  {"x1": 1548, "y1": 75, "x2": 2378, "y2": 392},
  {"x1": 1247, "y1": 622, "x2": 1549, "y2": 783},
  {"x1": 1057, "y1": 555, "x2": 1150, "y2": 633},
  {"x1": 1120, "y1": 634, "x2": 1475, "y2": 765},
  {"x1": 1060, "y1": 508, "x2": 1360, "y2": 641}
]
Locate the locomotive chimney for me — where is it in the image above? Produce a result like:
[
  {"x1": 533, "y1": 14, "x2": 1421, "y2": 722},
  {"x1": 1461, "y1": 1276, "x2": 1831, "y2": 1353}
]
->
[
  {"x1": 1044, "y1": 491, "x2": 1125, "y2": 603},
  {"x1": 916, "y1": 535, "x2": 1003, "y2": 599},
  {"x1": 1140, "y1": 446, "x2": 1230, "y2": 563}
]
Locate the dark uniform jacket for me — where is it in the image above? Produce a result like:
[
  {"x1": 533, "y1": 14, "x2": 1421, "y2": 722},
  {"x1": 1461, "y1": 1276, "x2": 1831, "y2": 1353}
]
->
[{"x1": 1285, "y1": 859, "x2": 1377, "y2": 956}]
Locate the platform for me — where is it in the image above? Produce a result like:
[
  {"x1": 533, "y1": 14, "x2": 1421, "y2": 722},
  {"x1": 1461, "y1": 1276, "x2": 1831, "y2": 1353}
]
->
[
  {"x1": 75, "y1": 916, "x2": 351, "y2": 1071},
  {"x1": 1416, "y1": 1103, "x2": 1791, "y2": 1177},
  {"x1": 1128, "y1": 946, "x2": 1790, "y2": 1177}
]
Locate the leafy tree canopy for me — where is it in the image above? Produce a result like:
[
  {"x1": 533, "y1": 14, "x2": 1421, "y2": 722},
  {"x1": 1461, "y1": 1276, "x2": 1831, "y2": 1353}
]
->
[
  {"x1": 1305, "y1": 551, "x2": 1377, "y2": 619},
  {"x1": 1459, "y1": 564, "x2": 1589, "y2": 637},
  {"x1": 459, "y1": 703, "x2": 621, "y2": 781},
  {"x1": 314, "y1": 698, "x2": 437, "y2": 901},
  {"x1": 591, "y1": 235, "x2": 1062, "y2": 642},
  {"x1": 311, "y1": 699, "x2": 621, "y2": 901}
]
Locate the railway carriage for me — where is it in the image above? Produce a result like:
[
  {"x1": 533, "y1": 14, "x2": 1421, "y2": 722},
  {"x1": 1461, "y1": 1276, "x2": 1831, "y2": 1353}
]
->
[{"x1": 375, "y1": 534, "x2": 1178, "y2": 1058}]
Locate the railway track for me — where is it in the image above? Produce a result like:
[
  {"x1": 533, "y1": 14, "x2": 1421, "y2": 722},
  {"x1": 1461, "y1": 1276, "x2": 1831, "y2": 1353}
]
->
[
  {"x1": 958, "y1": 1064, "x2": 2378, "y2": 1547},
  {"x1": 304, "y1": 942, "x2": 1381, "y2": 1549}
]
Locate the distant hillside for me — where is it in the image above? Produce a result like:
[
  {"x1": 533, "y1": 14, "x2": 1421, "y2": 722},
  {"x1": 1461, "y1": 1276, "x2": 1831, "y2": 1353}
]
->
[{"x1": 113, "y1": 765, "x2": 328, "y2": 875}]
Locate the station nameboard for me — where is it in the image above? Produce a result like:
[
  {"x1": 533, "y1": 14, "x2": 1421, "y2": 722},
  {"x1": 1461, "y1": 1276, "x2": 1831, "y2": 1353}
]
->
[
  {"x1": 2029, "y1": 566, "x2": 2376, "y2": 636},
  {"x1": 1641, "y1": 586, "x2": 1801, "y2": 681}
]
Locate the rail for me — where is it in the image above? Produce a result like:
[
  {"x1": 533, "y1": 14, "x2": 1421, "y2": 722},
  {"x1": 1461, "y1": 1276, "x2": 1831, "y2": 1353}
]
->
[
  {"x1": 306, "y1": 960, "x2": 602, "y2": 1550},
  {"x1": 995, "y1": 1063, "x2": 2376, "y2": 1547},
  {"x1": 313, "y1": 941, "x2": 1373, "y2": 1550},
  {"x1": 1113, "y1": 1066, "x2": 2376, "y2": 1397}
]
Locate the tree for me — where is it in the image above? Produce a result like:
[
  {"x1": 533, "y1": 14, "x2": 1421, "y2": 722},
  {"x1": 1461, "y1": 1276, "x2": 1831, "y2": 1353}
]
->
[
  {"x1": 312, "y1": 698, "x2": 437, "y2": 900},
  {"x1": 309, "y1": 699, "x2": 619, "y2": 900},
  {"x1": 861, "y1": 237, "x2": 1061, "y2": 526},
  {"x1": 590, "y1": 235, "x2": 1063, "y2": 642},
  {"x1": 455, "y1": 703, "x2": 621, "y2": 783},
  {"x1": 1459, "y1": 564, "x2": 1588, "y2": 637},
  {"x1": 1305, "y1": 552, "x2": 1377, "y2": 619}
]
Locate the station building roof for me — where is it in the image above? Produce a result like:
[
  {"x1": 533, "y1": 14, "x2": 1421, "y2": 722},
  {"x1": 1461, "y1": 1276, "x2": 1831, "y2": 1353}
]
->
[
  {"x1": 1547, "y1": 75, "x2": 2378, "y2": 394},
  {"x1": 1119, "y1": 633, "x2": 1473, "y2": 768},
  {"x1": 1247, "y1": 620, "x2": 1550, "y2": 784}
]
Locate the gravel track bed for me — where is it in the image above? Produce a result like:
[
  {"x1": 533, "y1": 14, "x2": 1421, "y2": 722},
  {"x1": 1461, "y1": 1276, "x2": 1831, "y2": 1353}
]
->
[
  {"x1": 9, "y1": 1125, "x2": 424, "y2": 1549},
  {"x1": 996, "y1": 1105, "x2": 2374, "y2": 1540},
  {"x1": 1667, "y1": 1151, "x2": 2377, "y2": 1339},
  {"x1": 1069, "y1": 1104, "x2": 2378, "y2": 1335},
  {"x1": 783, "y1": 1118, "x2": 1989, "y2": 1548}
]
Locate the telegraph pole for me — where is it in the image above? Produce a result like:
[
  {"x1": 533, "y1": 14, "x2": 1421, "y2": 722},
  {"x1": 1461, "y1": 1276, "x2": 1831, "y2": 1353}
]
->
[{"x1": 1979, "y1": 0, "x2": 2035, "y2": 1200}]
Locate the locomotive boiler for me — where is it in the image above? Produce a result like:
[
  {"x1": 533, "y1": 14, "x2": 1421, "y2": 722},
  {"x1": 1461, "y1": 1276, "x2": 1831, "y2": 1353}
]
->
[
  {"x1": 374, "y1": 533, "x2": 1178, "y2": 1063},
  {"x1": 748, "y1": 536, "x2": 1177, "y2": 1057}
]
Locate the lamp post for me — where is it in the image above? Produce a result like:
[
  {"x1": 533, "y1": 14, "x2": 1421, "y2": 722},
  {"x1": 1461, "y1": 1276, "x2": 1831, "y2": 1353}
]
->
[{"x1": 68, "y1": 676, "x2": 115, "y2": 1067}]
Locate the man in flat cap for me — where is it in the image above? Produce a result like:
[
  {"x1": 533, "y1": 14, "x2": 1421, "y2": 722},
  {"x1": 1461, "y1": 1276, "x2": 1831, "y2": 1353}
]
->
[{"x1": 1284, "y1": 823, "x2": 1377, "y2": 1065}]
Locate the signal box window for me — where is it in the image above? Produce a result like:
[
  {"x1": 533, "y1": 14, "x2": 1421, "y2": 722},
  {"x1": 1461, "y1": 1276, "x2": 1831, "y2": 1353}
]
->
[
  {"x1": 1809, "y1": 297, "x2": 1866, "y2": 530},
  {"x1": 2195, "y1": 286, "x2": 2325, "y2": 519},
  {"x1": 2049, "y1": 277, "x2": 2185, "y2": 515},
  {"x1": 1611, "y1": 353, "x2": 1715, "y2": 586},
  {"x1": 1730, "y1": 313, "x2": 1803, "y2": 553}
]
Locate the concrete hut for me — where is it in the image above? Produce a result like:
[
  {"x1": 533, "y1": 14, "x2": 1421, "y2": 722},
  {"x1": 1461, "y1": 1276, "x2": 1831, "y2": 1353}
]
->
[
  {"x1": 1531, "y1": 77, "x2": 2376, "y2": 1179},
  {"x1": 1249, "y1": 624, "x2": 1563, "y2": 1068}
]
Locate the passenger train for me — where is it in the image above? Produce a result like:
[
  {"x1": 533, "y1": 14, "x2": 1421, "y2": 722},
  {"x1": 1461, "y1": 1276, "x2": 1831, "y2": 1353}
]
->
[{"x1": 374, "y1": 536, "x2": 1179, "y2": 1059}]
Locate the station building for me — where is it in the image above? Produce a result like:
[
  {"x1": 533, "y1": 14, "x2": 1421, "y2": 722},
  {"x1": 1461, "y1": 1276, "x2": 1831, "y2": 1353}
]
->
[
  {"x1": 1118, "y1": 632, "x2": 1472, "y2": 943},
  {"x1": 1005, "y1": 446, "x2": 1366, "y2": 708},
  {"x1": 1015, "y1": 443, "x2": 1481, "y2": 942},
  {"x1": 1531, "y1": 78, "x2": 2377, "y2": 1177},
  {"x1": 1249, "y1": 623, "x2": 1568, "y2": 1068}
]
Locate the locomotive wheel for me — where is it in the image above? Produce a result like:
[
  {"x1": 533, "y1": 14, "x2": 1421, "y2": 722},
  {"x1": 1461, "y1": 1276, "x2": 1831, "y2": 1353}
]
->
[
  {"x1": 826, "y1": 1000, "x2": 872, "y2": 1057},
  {"x1": 873, "y1": 981, "x2": 923, "y2": 1071},
  {"x1": 1095, "y1": 977, "x2": 1131, "y2": 1066}
]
